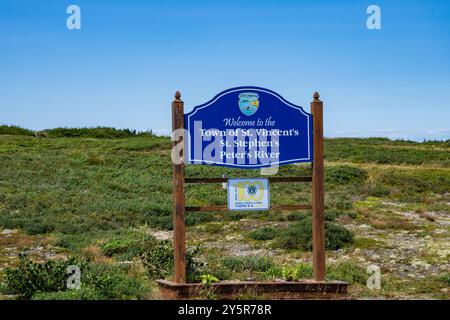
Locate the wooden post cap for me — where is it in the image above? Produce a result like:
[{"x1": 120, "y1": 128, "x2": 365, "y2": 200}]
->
[
  {"x1": 174, "y1": 91, "x2": 182, "y2": 102},
  {"x1": 313, "y1": 91, "x2": 320, "y2": 101}
]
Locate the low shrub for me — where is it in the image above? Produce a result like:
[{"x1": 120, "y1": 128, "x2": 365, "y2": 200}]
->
[
  {"x1": 364, "y1": 183, "x2": 391, "y2": 197},
  {"x1": 4, "y1": 255, "x2": 151, "y2": 300},
  {"x1": 275, "y1": 217, "x2": 354, "y2": 251},
  {"x1": 296, "y1": 263, "x2": 313, "y2": 279},
  {"x1": 204, "y1": 265, "x2": 233, "y2": 281},
  {"x1": 44, "y1": 127, "x2": 154, "y2": 139},
  {"x1": 248, "y1": 226, "x2": 278, "y2": 241},
  {"x1": 326, "y1": 165, "x2": 368, "y2": 185},
  {"x1": 101, "y1": 235, "x2": 157, "y2": 259},
  {"x1": 281, "y1": 266, "x2": 298, "y2": 281},
  {"x1": 327, "y1": 261, "x2": 367, "y2": 285},
  {"x1": 4, "y1": 255, "x2": 87, "y2": 299},
  {"x1": 325, "y1": 223, "x2": 355, "y2": 250},
  {"x1": 146, "y1": 215, "x2": 173, "y2": 230},
  {"x1": 279, "y1": 264, "x2": 313, "y2": 281},
  {"x1": 0, "y1": 125, "x2": 35, "y2": 136},
  {"x1": 264, "y1": 266, "x2": 283, "y2": 280},
  {"x1": 327, "y1": 196, "x2": 354, "y2": 210},
  {"x1": 221, "y1": 256, "x2": 274, "y2": 273},
  {"x1": 83, "y1": 264, "x2": 150, "y2": 300},
  {"x1": 199, "y1": 274, "x2": 219, "y2": 285},
  {"x1": 437, "y1": 273, "x2": 450, "y2": 286},
  {"x1": 141, "y1": 241, "x2": 201, "y2": 282}
]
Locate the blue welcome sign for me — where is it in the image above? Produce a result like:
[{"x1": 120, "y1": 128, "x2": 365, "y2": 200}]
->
[{"x1": 184, "y1": 86, "x2": 313, "y2": 168}]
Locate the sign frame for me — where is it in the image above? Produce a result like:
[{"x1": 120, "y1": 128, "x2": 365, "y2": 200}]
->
[{"x1": 170, "y1": 89, "x2": 326, "y2": 284}]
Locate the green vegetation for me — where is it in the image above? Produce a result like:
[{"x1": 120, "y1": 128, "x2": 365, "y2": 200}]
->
[
  {"x1": 5, "y1": 255, "x2": 150, "y2": 300},
  {"x1": 101, "y1": 234, "x2": 157, "y2": 260},
  {"x1": 327, "y1": 261, "x2": 368, "y2": 285},
  {"x1": 248, "y1": 226, "x2": 278, "y2": 241},
  {"x1": 199, "y1": 274, "x2": 219, "y2": 285},
  {"x1": 0, "y1": 128, "x2": 449, "y2": 299},
  {"x1": 43, "y1": 127, "x2": 155, "y2": 139},
  {"x1": 325, "y1": 137, "x2": 450, "y2": 166},
  {"x1": 275, "y1": 216, "x2": 354, "y2": 251},
  {"x1": 0, "y1": 125, "x2": 155, "y2": 139},
  {"x1": 4, "y1": 255, "x2": 86, "y2": 299},
  {"x1": 325, "y1": 165, "x2": 367, "y2": 185},
  {"x1": 221, "y1": 256, "x2": 274, "y2": 273},
  {"x1": 140, "y1": 241, "x2": 201, "y2": 282},
  {"x1": 0, "y1": 125, "x2": 35, "y2": 136},
  {"x1": 437, "y1": 273, "x2": 450, "y2": 286}
]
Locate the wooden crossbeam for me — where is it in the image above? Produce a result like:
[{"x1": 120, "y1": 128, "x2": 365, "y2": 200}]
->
[
  {"x1": 185, "y1": 204, "x2": 311, "y2": 212},
  {"x1": 185, "y1": 177, "x2": 312, "y2": 184}
]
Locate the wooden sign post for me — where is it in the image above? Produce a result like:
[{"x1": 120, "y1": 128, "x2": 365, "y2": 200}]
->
[
  {"x1": 311, "y1": 92, "x2": 325, "y2": 281},
  {"x1": 171, "y1": 91, "x2": 186, "y2": 283},
  {"x1": 158, "y1": 88, "x2": 345, "y2": 299}
]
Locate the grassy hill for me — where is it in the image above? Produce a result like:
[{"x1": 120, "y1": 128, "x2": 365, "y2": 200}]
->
[{"x1": 0, "y1": 127, "x2": 449, "y2": 299}]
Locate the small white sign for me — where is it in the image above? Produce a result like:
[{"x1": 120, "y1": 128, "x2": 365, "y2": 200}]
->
[{"x1": 227, "y1": 178, "x2": 270, "y2": 211}]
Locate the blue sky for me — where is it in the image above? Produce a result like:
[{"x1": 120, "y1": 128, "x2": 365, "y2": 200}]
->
[{"x1": 0, "y1": 0, "x2": 449, "y2": 140}]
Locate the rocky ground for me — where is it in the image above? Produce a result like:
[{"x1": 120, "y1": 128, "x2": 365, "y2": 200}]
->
[{"x1": 0, "y1": 205, "x2": 448, "y2": 299}]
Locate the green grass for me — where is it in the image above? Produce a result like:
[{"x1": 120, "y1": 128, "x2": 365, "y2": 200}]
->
[
  {"x1": 325, "y1": 138, "x2": 450, "y2": 166},
  {"x1": 0, "y1": 129, "x2": 449, "y2": 299},
  {"x1": 0, "y1": 132, "x2": 447, "y2": 239}
]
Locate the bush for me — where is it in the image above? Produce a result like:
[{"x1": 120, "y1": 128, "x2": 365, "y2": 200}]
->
[
  {"x1": 326, "y1": 165, "x2": 367, "y2": 185},
  {"x1": 204, "y1": 265, "x2": 233, "y2": 281},
  {"x1": 248, "y1": 226, "x2": 278, "y2": 241},
  {"x1": 264, "y1": 266, "x2": 283, "y2": 280},
  {"x1": 275, "y1": 217, "x2": 354, "y2": 251},
  {"x1": 140, "y1": 241, "x2": 173, "y2": 279},
  {"x1": 4, "y1": 255, "x2": 151, "y2": 300},
  {"x1": 82, "y1": 264, "x2": 150, "y2": 300},
  {"x1": 437, "y1": 273, "x2": 450, "y2": 286},
  {"x1": 44, "y1": 127, "x2": 154, "y2": 139},
  {"x1": 281, "y1": 266, "x2": 298, "y2": 281},
  {"x1": 0, "y1": 125, "x2": 35, "y2": 136},
  {"x1": 4, "y1": 255, "x2": 87, "y2": 299},
  {"x1": 146, "y1": 215, "x2": 173, "y2": 230},
  {"x1": 296, "y1": 263, "x2": 313, "y2": 279},
  {"x1": 280, "y1": 263, "x2": 313, "y2": 281},
  {"x1": 101, "y1": 235, "x2": 157, "y2": 259},
  {"x1": 221, "y1": 256, "x2": 274, "y2": 273},
  {"x1": 327, "y1": 195, "x2": 353, "y2": 210},
  {"x1": 141, "y1": 241, "x2": 201, "y2": 282},
  {"x1": 364, "y1": 183, "x2": 391, "y2": 197},
  {"x1": 327, "y1": 262, "x2": 367, "y2": 285},
  {"x1": 325, "y1": 223, "x2": 355, "y2": 250}
]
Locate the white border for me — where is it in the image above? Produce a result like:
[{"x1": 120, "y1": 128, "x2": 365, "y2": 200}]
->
[{"x1": 227, "y1": 178, "x2": 270, "y2": 211}]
